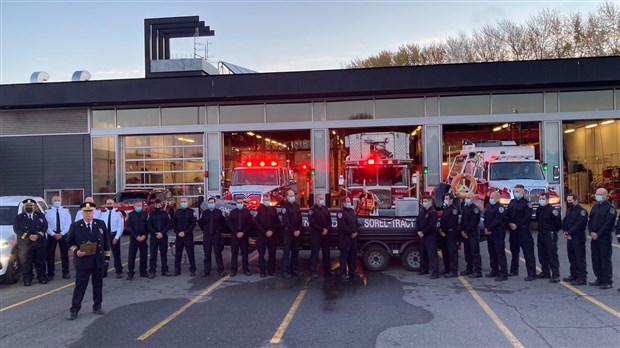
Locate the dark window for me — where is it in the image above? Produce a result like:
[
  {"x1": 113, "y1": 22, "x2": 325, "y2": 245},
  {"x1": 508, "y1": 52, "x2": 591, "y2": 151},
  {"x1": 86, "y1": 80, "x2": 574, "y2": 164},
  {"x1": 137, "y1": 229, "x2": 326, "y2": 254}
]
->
[{"x1": 0, "y1": 206, "x2": 18, "y2": 225}]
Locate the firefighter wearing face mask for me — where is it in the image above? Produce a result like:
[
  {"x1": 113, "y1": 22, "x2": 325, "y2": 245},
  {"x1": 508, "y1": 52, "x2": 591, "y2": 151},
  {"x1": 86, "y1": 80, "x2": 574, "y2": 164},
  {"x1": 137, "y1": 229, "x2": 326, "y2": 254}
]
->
[
  {"x1": 535, "y1": 192, "x2": 562, "y2": 283},
  {"x1": 416, "y1": 196, "x2": 440, "y2": 279},
  {"x1": 460, "y1": 193, "x2": 481, "y2": 278},
  {"x1": 309, "y1": 193, "x2": 333, "y2": 278},
  {"x1": 587, "y1": 188, "x2": 617, "y2": 289},
  {"x1": 281, "y1": 190, "x2": 302, "y2": 279},
  {"x1": 337, "y1": 197, "x2": 358, "y2": 279},
  {"x1": 13, "y1": 199, "x2": 48, "y2": 286}
]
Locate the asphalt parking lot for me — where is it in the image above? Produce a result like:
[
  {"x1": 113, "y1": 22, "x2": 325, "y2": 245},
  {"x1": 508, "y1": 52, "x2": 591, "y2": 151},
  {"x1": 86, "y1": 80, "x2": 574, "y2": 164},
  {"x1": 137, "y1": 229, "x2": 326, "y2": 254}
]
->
[{"x1": 1, "y1": 232, "x2": 619, "y2": 348}]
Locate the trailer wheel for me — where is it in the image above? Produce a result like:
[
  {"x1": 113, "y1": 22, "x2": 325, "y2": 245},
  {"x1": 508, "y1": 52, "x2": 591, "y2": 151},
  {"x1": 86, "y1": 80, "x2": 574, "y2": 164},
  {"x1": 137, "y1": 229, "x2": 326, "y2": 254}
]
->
[
  {"x1": 362, "y1": 245, "x2": 389, "y2": 272},
  {"x1": 401, "y1": 245, "x2": 421, "y2": 271}
]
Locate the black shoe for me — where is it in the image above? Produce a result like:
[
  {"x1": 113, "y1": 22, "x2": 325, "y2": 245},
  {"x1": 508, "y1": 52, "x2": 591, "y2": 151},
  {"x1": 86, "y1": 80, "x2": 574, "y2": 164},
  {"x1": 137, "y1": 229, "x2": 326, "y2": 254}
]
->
[
  {"x1": 230, "y1": 271, "x2": 237, "y2": 277},
  {"x1": 485, "y1": 272, "x2": 498, "y2": 278},
  {"x1": 417, "y1": 271, "x2": 429, "y2": 275},
  {"x1": 562, "y1": 276, "x2": 574, "y2": 282},
  {"x1": 342, "y1": 274, "x2": 350, "y2": 280},
  {"x1": 599, "y1": 283, "x2": 613, "y2": 290},
  {"x1": 244, "y1": 271, "x2": 252, "y2": 276},
  {"x1": 63, "y1": 273, "x2": 70, "y2": 279},
  {"x1": 172, "y1": 271, "x2": 181, "y2": 276},
  {"x1": 190, "y1": 272, "x2": 196, "y2": 277},
  {"x1": 93, "y1": 309, "x2": 105, "y2": 315},
  {"x1": 126, "y1": 275, "x2": 134, "y2": 280},
  {"x1": 495, "y1": 276, "x2": 508, "y2": 281},
  {"x1": 469, "y1": 273, "x2": 482, "y2": 279},
  {"x1": 38, "y1": 279, "x2": 47, "y2": 284},
  {"x1": 68, "y1": 312, "x2": 78, "y2": 320},
  {"x1": 460, "y1": 270, "x2": 472, "y2": 276},
  {"x1": 116, "y1": 274, "x2": 123, "y2": 279},
  {"x1": 282, "y1": 272, "x2": 291, "y2": 279},
  {"x1": 24, "y1": 281, "x2": 32, "y2": 286},
  {"x1": 102, "y1": 273, "x2": 107, "y2": 278},
  {"x1": 325, "y1": 270, "x2": 336, "y2": 277},
  {"x1": 267, "y1": 271, "x2": 276, "y2": 276},
  {"x1": 549, "y1": 277, "x2": 560, "y2": 283},
  {"x1": 444, "y1": 273, "x2": 458, "y2": 278},
  {"x1": 260, "y1": 273, "x2": 267, "y2": 278},
  {"x1": 571, "y1": 279, "x2": 586, "y2": 286},
  {"x1": 429, "y1": 274, "x2": 440, "y2": 279},
  {"x1": 201, "y1": 271, "x2": 210, "y2": 277},
  {"x1": 536, "y1": 272, "x2": 550, "y2": 279},
  {"x1": 589, "y1": 280, "x2": 602, "y2": 286},
  {"x1": 310, "y1": 273, "x2": 318, "y2": 279},
  {"x1": 290, "y1": 272, "x2": 298, "y2": 277},
  {"x1": 350, "y1": 273, "x2": 358, "y2": 279},
  {"x1": 524, "y1": 276, "x2": 536, "y2": 281},
  {"x1": 148, "y1": 273, "x2": 156, "y2": 279},
  {"x1": 162, "y1": 271, "x2": 170, "y2": 277},
  {"x1": 508, "y1": 271, "x2": 518, "y2": 277},
  {"x1": 46, "y1": 275, "x2": 54, "y2": 281},
  {"x1": 140, "y1": 273, "x2": 148, "y2": 278},
  {"x1": 218, "y1": 272, "x2": 225, "y2": 277}
]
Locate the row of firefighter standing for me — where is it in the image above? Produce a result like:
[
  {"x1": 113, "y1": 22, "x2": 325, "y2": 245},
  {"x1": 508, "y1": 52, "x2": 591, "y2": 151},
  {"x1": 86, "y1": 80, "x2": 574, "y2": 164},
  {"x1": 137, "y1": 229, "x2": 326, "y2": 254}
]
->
[
  {"x1": 12, "y1": 191, "x2": 360, "y2": 288},
  {"x1": 420, "y1": 185, "x2": 618, "y2": 289}
]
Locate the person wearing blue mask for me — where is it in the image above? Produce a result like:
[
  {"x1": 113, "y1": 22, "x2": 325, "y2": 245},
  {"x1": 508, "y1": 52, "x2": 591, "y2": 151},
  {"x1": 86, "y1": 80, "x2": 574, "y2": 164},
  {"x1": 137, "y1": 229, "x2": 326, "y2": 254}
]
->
[
  {"x1": 587, "y1": 188, "x2": 617, "y2": 289},
  {"x1": 460, "y1": 193, "x2": 482, "y2": 278},
  {"x1": 562, "y1": 193, "x2": 588, "y2": 286},
  {"x1": 126, "y1": 201, "x2": 148, "y2": 280},
  {"x1": 308, "y1": 193, "x2": 333, "y2": 278},
  {"x1": 535, "y1": 192, "x2": 563, "y2": 283},
  {"x1": 172, "y1": 198, "x2": 197, "y2": 276},
  {"x1": 337, "y1": 197, "x2": 358, "y2": 279},
  {"x1": 506, "y1": 184, "x2": 536, "y2": 281},
  {"x1": 255, "y1": 196, "x2": 279, "y2": 278},
  {"x1": 198, "y1": 197, "x2": 226, "y2": 277},
  {"x1": 227, "y1": 196, "x2": 253, "y2": 277},
  {"x1": 417, "y1": 196, "x2": 440, "y2": 279},
  {"x1": 484, "y1": 191, "x2": 508, "y2": 281},
  {"x1": 281, "y1": 190, "x2": 302, "y2": 278},
  {"x1": 146, "y1": 199, "x2": 171, "y2": 279},
  {"x1": 44, "y1": 195, "x2": 72, "y2": 281},
  {"x1": 439, "y1": 193, "x2": 459, "y2": 278}
]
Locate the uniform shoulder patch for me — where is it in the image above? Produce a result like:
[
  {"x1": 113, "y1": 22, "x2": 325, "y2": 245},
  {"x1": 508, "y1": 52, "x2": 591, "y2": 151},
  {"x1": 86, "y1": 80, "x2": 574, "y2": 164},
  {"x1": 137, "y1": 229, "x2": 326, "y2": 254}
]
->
[
  {"x1": 527, "y1": 202, "x2": 533, "y2": 208},
  {"x1": 473, "y1": 208, "x2": 480, "y2": 214},
  {"x1": 99, "y1": 228, "x2": 104, "y2": 234},
  {"x1": 580, "y1": 209, "x2": 586, "y2": 217},
  {"x1": 282, "y1": 208, "x2": 286, "y2": 214},
  {"x1": 499, "y1": 206, "x2": 505, "y2": 213},
  {"x1": 308, "y1": 209, "x2": 313, "y2": 215},
  {"x1": 452, "y1": 209, "x2": 458, "y2": 215},
  {"x1": 611, "y1": 208, "x2": 616, "y2": 215},
  {"x1": 337, "y1": 212, "x2": 343, "y2": 218},
  {"x1": 552, "y1": 209, "x2": 559, "y2": 216}
]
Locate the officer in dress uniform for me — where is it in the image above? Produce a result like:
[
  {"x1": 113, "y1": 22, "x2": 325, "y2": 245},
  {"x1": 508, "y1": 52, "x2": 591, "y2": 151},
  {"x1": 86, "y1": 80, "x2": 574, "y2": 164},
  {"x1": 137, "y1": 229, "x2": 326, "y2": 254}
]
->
[
  {"x1": 535, "y1": 192, "x2": 563, "y2": 283},
  {"x1": 337, "y1": 197, "x2": 358, "y2": 280},
  {"x1": 13, "y1": 199, "x2": 48, "y2": 286},
  {"x1": 74, "y1": 197, "x2": 102, "y2": 222},
  {"x1": 417, "y1": 196, "x2": 439, "y2": 279},
  {"x1": 587, "y1": 188, "x2": 617, "y2": 289},
  {"x1": 483, "y1": 192, "x2": 508, "y2": 281},
  {"x1": 507, "y1": 184, "x2": 537, "y2": 281},
  {"x1": 439, "y1": 193, "x2": 459, "y2": 277},
  {"x1": 460, "y1": 193, "x2": 482, "y2": 278},
  {"x1": 45, "y1": 195, "x2": 71, "y2": 281},
  {"x1": 147, "y1": 199, "x2": 171, "y2": 278},
  {"x1": 67, "y1": 202, "x2": 110, "y2": 320},
  {"x1": 126, "y1": 201, "x2": 148, "y2": 280},
  {"x1": 281, "y1": 190, "x2": 302, "y2": 278},
  {"x1": 562, "y1": 193, "x2": 588, "y2": 286},
  {"x1": 172, "y1": 197, "x2": 197, "y2": 276},
  {"x1": 309, "y1": 193, "x2": 334, "y2": 278},
  {"x1": 100, "y1": 199, "x2": 124, "y2": 279},
  {"x1": 198, "y1": 197, "x2": 226, "y2": 277},
  {"x1": 255, "y1": 195, "x2": 279, "y2": 278},
  {"x1": 227, "y1": 196, "x2": 252, "y2": 277}
]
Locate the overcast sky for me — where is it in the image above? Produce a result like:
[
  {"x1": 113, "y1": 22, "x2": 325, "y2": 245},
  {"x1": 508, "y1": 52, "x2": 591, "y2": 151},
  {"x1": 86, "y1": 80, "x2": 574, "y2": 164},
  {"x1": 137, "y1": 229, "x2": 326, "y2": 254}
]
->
[{"x1": 0, "y1": 0, "x2": 602, "y2": 84}]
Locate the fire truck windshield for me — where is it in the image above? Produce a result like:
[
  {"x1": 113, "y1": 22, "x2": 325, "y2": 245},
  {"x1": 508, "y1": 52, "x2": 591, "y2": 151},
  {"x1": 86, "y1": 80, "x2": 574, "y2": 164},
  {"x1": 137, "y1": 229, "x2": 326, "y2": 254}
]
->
[
  {"x1": 490, "y1": 162, "x2": 545, "y2": 180},
  {"x1": 232, "y1": 168, "x2": 279, "y2": 186},
  {"x1": 379, "y1": 167, "x2": 407, "y2": 186}
]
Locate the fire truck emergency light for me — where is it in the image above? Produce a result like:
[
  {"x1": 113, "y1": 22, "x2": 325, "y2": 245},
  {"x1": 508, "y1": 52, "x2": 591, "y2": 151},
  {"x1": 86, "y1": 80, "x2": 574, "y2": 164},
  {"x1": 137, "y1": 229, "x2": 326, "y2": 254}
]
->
[
  {"x1": 270, "y1": 161, "x2": 278, "y2": 166},
  {"x1": 259, "y1": 161, "x2": 266, "y2": 167},
  {"x1": 246, "y1": 161, "x2": 253, "y2": 167},
  {"x1": 367, "y1": 158, "x2": 375, "y2": 165}
]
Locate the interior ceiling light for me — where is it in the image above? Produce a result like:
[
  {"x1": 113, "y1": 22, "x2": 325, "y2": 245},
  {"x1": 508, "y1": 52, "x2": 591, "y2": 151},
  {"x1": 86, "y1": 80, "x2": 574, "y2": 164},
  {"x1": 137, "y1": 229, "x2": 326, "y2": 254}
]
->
[
  {"x1": 564, "y1": 129, "x2": 575, "y2": 133},
  {"x1": 255, "y1": 135, "x2": 262, "y2": 139},
  {"x1": 493, "y1": 126, "x2": 502, "y2": 132},
  {"x1": 501, "y1": 123, "x2": 509, "y2": 128},
  {"x1": 600, "y1": 120, "x2": 615, "y2": 125},
  {"x1": 585, "y1": 123, "x2": 598, "y2": 128},
  {"x1": 247, "y1": 132, "x2": 255, "y2": 136}
]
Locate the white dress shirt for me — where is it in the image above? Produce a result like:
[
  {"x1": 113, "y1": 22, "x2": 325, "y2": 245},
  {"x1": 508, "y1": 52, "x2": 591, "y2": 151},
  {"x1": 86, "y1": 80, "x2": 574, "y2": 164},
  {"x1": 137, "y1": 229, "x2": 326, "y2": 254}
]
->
[
  {"x1": 45, "y1": 206, "x2": 72, "y2": 236},
  {"x1": 99, "y1": 208, "x2": 125, "y2": 240}
]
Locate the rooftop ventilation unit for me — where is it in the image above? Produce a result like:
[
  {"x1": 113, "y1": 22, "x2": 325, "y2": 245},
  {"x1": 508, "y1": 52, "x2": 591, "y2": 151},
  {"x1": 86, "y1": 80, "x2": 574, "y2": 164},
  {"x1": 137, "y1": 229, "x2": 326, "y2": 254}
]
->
[
  {"x1": 30, "y1": 71, "x2": 50, "y2": 83},
  {"x1": 72, "y1": 70, "x2": 92, "y2": 81}
]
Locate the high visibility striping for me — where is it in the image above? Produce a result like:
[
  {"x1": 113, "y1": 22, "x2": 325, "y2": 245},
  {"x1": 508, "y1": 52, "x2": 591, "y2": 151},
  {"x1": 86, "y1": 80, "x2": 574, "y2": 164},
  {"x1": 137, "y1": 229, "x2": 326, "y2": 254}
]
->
[
  {"x1": 270, "y1": 278, "x2": 312, "y2": 344},
  {"x1": 459, "y1": 276, "x2": 525, "y2": 348},
  {"x1": 505, "y1": 249, "x2": 620, "y2": 319},
  {"x1": 137, "y1": 251, "x2": 258, "y2": 341}
]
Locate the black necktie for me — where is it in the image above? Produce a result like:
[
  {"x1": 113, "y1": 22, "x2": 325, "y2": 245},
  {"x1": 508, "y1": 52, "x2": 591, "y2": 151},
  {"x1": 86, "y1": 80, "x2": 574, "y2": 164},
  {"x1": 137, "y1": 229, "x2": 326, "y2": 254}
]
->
[
  {"x1": 108, "y1": 211, "x2": 112, "y2": 234},
  {"x1": 56, "y1": 208, "x2": 61, "y2": 233},
  {"x1": 87, "y1": 223, "x2": 92, "y2": 234}
]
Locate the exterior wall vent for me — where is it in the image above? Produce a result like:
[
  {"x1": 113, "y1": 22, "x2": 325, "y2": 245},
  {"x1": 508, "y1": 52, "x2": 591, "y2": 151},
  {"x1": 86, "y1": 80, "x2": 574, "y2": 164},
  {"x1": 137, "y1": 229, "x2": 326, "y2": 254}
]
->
[
  {"x1": 72, "y1": 71, "x2": 92, "y2": 81},
  {"x1": 30, "y1": 71, "x2": 50, "y2": 83}
]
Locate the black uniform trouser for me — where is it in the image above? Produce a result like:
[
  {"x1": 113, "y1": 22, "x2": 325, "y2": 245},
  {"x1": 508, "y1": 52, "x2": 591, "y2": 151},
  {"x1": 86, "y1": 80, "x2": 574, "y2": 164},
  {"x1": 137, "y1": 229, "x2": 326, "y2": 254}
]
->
[
  {"x1": 591, "y1": 233, "x2": 613, "y2": 284},
  {"x1": 231, "y1": 235, "x2": 249, "y2": 272},
  {"x1": 203, "y1": 234, "x2": 224, "y2": 274},
  {"x1": 537, "y1": 231, "x2": 559, "y2": 276},
  {"x1": 487, "y1": 229, "x2": 507, "y2": 276},
  {"x1": 103, "y1": 234, "x2": 122, "y2": 275},
  {"x1": 441, "y1": 230, "x2": 459, "y2": 274},
  {"x1": 567, "y1": 236, "x2": 587, "y2": 280},
  {"x1": 257, "y1": 235, "x2": 276, "y2": 275},
  {"x1": 149, "y1": 235, "x2": 169, "y2": 274},
  {"x1": 310, "y1": 232, "x2": 331, "y2": 274},
  {"x1": 338, "y1": 236, "x2": 357, "y2": 276},
  {"x1": 174, "y1": 234, "x2": 196, "y2": 273},
  {"x1": 18, "y1": 241, "x2": 46, "y2": 282},
  {"x1": 128, "y1": 238, "x2": 148, "y2": 275},
  {"x1": 282, "y1": 233, "x2": 300, "y2": 275},
  {"x1": 509, "y1": 227, "x2": 536, "y2": 277},
  {"x1": 419, "y1": 234, "x2": 439, "y2": 275},
  {"x1": 46, "y1": 235, "x2": 69, "y2": 276},
  {"x1": 463, "y1": 229, "x2": 481, "y2": 273},
  {"x1": 70, "y1": 266, "x2": 103, "y2": 314}
]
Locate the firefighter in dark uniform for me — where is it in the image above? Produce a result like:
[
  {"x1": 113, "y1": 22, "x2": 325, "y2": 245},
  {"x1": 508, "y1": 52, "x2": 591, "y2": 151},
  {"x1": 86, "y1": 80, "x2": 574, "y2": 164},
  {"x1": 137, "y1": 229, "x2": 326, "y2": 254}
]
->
[
  {"x1": 562, "y1": 193, "x2": 588, "y2": 286},
  {"x1": 587, "y1": 188, "x2": 617, "y2": 289},
  {"x1": 535, "y1": 192, "x2": 563, "y2": 283},
  {"x1": 45, "y1": 195, "x2": 71, "y2": 281},
  {"x1": 281, "y1": 190, "x2": 302, "y2": 278},
  {"x1": 199, "y1": 197, "x2": 226, "y2": 277},
  {"x1": 227, "y1": 196, "x2": 252, "y2": 277},
  {"x1": 147, "y1": 199, "x2": 171, "y2": 278},
  {"x1": 172, "y1": 197, "x2": 197, "y2": 276},
  {"x1": 337, "y1": 197, "x2": 358, "y2": 279},
  {"x1": 67, "y1": 202, "x2": 110, "y2": 320},
  {"x1": 417, "y1": 196, "x2": 439, "y2": 279},
  {"x1": 13, "y1": 199, "x2": 48, "y2": 286},
  {"x1": 309, "y1": 193, "x2": 334, "y2": 278},
  {"x1": 483, "y1": 192, "x2": 508, "y2": 281},
  {"x1": 126, "y1": 201, "x2": 148, "y2": 280},
  {"x1": 507, "y1": 184, "x2": 537, "y2": 281},
  {"x1": 255, "y1": 196, "x2": 279, "y2": 278},
  {"x1": 460, "y1": 193, "x2": 482, "y2": 278},
  {"x1": 439, "y1": 193, "x2": 459, "y2": 277}
]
